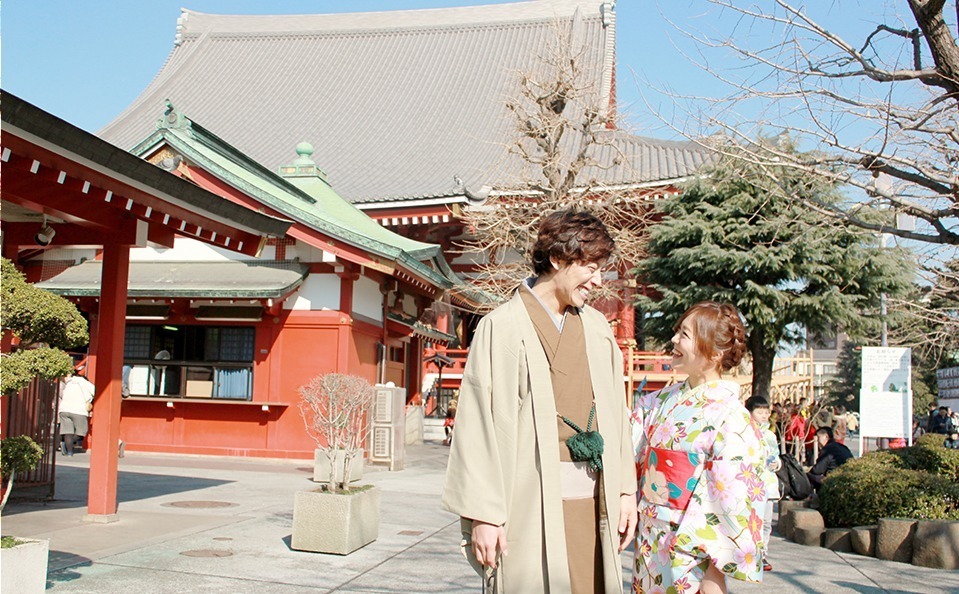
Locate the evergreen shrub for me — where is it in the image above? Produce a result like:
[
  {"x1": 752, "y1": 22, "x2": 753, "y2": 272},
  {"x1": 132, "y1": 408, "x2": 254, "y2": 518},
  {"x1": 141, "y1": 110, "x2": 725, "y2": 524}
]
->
[
  {"x1": 819, "y1": 439, "x2": 959, "y2": 527},
  {"x1": 891, "y1": 433, "x2": 959, "y2": 482}
]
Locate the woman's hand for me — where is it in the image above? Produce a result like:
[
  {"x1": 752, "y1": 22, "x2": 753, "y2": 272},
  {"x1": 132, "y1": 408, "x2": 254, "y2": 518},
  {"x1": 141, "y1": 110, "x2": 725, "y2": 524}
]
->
[
  {"x1": 618, "y1": 494, "x2": 638, "y2": 551},
  {"x1": 472, "y1": 520, "x2": 508, "y2": 568}
]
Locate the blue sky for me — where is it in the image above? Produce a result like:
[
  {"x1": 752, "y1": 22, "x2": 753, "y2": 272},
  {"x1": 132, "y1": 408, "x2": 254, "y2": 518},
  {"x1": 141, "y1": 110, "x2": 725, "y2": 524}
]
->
[{"x1": 2, "y1": 0, "x2": 878, "y2": 137}]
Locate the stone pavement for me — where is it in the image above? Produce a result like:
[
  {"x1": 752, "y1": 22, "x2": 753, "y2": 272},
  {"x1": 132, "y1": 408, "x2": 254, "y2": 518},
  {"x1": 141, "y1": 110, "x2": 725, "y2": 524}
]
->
[{"x1": 2, "y1": 443, "x2": 957, "y2": 593}]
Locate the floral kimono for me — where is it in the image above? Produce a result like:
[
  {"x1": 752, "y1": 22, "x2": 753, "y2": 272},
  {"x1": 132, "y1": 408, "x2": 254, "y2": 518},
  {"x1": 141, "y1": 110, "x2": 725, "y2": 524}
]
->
[{"x1": 631, "y1": 380, "x2": 766, "y2": 594}]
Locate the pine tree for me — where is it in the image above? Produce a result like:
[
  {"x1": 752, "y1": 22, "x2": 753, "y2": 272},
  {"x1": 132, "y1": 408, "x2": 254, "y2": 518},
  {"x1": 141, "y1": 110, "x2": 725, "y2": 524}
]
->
[
  {"x1": 1, "y1": 258, "x2": 89, "y2": 393},
  {"x1": 636, "y1": 138, "x2": 913, "y2": 401},
  {"x1": 826, "y1": 342, "x2": 862, "y2": 412}
]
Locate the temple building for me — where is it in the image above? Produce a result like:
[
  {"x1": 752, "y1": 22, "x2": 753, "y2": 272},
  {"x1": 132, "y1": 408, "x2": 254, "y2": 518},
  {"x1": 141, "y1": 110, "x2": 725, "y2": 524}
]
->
[
  {"x1": 96, "y1": 0, "x2": 713, "y2": 349},
  {"x1": 34, "y1": 103, "x2": 465, "y2": 459},
  {"x1": 1, "y1": 91, "x2": 293, "y2": 515}
]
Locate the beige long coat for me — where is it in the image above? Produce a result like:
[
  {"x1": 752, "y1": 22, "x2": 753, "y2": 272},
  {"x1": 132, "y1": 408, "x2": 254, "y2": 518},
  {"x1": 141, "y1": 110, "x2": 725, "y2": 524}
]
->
[{"x1": 442, "y1": 292, "x2": 636, "y2": 593}]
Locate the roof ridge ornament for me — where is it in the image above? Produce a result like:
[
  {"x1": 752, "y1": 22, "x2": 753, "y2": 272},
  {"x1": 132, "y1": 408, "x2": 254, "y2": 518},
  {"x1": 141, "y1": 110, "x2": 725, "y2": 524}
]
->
[
  {"x1": 158, "y1": 100, "x2": 191, "y2": 131},
  {"x1": 601, "y1": 2, "x2": 615, "y2": 28},
  {"x1": 278, "y1": 142, "x2": 328, "y2": 181},
  {"x1": 175, "y1": 9, "x2": 189, "y2": 46},
  {"x1": 453, "y1": 175, "x2": 491, "y2": 204}
]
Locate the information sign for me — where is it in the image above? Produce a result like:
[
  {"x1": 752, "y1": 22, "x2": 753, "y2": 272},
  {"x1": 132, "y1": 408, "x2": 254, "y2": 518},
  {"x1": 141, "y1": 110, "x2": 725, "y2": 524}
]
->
[{"x1": 859, "y1": 347, "x2": 912, "y2": 448}]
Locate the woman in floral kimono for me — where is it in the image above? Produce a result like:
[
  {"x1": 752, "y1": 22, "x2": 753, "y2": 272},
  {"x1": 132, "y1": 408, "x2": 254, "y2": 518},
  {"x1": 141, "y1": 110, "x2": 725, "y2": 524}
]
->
[{"x1": 631, "y1": 302, "x2": 766, "y2": 594}]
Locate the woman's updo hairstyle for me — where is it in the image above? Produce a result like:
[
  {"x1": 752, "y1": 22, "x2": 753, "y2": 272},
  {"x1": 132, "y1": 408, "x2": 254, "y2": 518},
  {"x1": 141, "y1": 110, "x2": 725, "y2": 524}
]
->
[
  {"x1": 531, "y1": 209, "x2": 615, "y2": 275},
  {"x1": 674, "y1": 301, "x2": 748, "y2": 371}
]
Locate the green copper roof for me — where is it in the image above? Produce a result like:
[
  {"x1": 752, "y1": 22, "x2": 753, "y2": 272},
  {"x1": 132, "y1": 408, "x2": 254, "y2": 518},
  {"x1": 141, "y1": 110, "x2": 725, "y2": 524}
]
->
[
  {"x1": 37, "y1": 260, "x2": 308, "y2": 299},
  {"x1": 130, "y1": 104, "x2": 452, "y2": 289}
]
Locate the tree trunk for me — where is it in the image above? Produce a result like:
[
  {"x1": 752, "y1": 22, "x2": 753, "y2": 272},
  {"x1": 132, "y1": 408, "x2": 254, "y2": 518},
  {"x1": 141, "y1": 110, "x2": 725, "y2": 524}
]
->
[
  {"x1": 749, "y1": 329, "x2": 775, "y2": 402},
  {"x1": 0, "y1": 475, "x2": 13, "y2": 513},
  {"x1": 908, "y1": 0, "x2": 959, "y2": 96}
]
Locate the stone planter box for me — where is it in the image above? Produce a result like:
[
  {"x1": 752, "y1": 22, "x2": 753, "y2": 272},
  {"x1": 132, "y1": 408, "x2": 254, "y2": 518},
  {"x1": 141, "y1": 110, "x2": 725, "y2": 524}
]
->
[
  {"x1": 911, "y1": 520, "x2": 959, "y2": 570},
  {"x1": 817, "y1": 518, "x2": 959, "y2": 569},
  {"x1": 0, "y1": 537, "x2": 49, "y2": 594},
  {"x1": 777, "y1": 499, "x2": 809, "y2": 539},
  {"x1": 823, "y1": 528, "x2": 853, "y2": 552},
  {"x1": 291, "y1": 486, "x2": 380, "y2": 555},
  {"x1": 876, "y1": 518, "x2": 917, "y2": 563},
  {"x1": 850, "y1": 525, "x2": 877, "y2": 557},
  {"x1": 789, "y1": 509, "x2": 824, "y2": 546},
  {"x1": 313, "y1": 449, "x2": 364, "y2": 484}
]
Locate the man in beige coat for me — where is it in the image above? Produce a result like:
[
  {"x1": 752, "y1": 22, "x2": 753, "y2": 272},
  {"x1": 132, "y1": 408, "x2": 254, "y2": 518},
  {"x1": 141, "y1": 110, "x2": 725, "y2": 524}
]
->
[{"x1": 442, "y1": 210, "x2": 637, "y2": 593}]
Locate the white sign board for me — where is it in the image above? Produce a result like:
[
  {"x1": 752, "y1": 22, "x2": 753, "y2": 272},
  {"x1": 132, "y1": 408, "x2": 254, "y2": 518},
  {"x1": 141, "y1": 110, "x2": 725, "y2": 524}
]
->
[
  {"x1": 859, "y1": 347, "x2": 912, "y2": 442},
  {"x1": 858, "y1": 391, "x2": 911, "y2": 438}
]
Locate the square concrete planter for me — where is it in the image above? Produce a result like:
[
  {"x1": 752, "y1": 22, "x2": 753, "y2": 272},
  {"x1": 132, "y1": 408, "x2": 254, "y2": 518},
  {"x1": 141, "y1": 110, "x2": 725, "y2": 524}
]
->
[
  {"x1": 291, "y1": 486, "x2": 380, "y2": 555},
  {"x1": 313, "y1": 449, "x2": 364, "y2": 484},
  {"x1": 1, "y1": 537, "x2": 49, "y2": 594}
]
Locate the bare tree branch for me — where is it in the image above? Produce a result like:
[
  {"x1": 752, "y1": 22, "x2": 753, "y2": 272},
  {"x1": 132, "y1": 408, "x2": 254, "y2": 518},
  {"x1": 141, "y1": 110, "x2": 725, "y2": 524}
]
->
[
  {"x1": 651, "y1": 0, "x2": 959, "y2": 248},
  {"x1": 458, "y1": 22, "x2": 655, "y2": 306}
]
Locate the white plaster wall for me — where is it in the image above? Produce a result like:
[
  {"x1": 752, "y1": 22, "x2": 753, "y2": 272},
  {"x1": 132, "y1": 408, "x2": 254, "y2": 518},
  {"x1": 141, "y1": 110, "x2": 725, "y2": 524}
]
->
[
  {"x1": 289, "y1": 243, "x2": 338, "y2": 264},
  {"x1": 27, "y1": 247, "x2": 97, "y2": 263},
  {"x1": 450, "y1": 250, "x2": 484, "y2": 267},
  {"x1": 353, "y1": 275, "x2": 383, "y2": 322},
  {"x1": 130, "y1": 237, "x2": 260, "y2": 261},
  {"x1": 285, "y1": 273, "x2": 340, "y2": 310},
  {"x1": 401, "y1": 293, "x2": 417, "y2": 317}
]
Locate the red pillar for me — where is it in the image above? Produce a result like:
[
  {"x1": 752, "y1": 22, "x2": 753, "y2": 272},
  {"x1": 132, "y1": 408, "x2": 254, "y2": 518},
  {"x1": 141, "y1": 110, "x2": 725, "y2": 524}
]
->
[
  {"x1": 86, "y1": 242, "x2": 130, "y2": 521},
  {"x1": 337, "y1": 270, "x2": 358, "y2": 374},
  {"x1": 617, "y1": 285, "x2": 636, "y2": 345}
]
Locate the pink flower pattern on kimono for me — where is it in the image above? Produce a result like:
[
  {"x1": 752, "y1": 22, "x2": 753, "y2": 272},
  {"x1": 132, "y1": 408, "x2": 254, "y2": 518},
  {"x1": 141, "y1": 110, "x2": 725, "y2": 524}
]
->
[
  {"x1": 673, "y1": 576, "x2": 693, "y2": 593},
  {"x1": 745, "y1": 477, "x2": 767, "y2": 503},
  {"x1": 705, "y1": 460, "x2": 745, "y2": 509},
  {"x1": 734, "y1": 537, "x2": 760, "y2": 575},
  {"x1": 651, "y1": 417, "x2": 678, "y2": 448},
  {"x1": 631, "y1": 380, "x2": 767, "y2": 594}
]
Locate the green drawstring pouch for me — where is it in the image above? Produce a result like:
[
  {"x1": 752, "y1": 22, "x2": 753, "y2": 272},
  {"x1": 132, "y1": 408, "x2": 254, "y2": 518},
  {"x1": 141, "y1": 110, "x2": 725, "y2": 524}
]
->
[{"x1": 560, "y1": 403, "x2": 604, "y2": 472}]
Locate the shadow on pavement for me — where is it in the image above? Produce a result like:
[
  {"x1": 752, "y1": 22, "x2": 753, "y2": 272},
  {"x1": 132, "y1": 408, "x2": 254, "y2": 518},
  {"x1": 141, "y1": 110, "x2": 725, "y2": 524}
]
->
[
  {"x1": 47, "y1": 555, "x2": 93, "y2": 587},
  {"x1": 3, "y1": 465, "x2": 232, "y2": 515}
]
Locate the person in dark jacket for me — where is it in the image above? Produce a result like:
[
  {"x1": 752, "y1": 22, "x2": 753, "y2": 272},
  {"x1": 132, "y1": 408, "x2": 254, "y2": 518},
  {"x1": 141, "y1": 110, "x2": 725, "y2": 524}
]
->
[
  {"x1": 930, "y1": 406, "x2": 955, "y2": 435},
  {"x1": 926, "y1": 403, "x2": 940, "y2": 432},
  {"x1": 807, "y1": 426, "x2": 853, "y2": 491}
]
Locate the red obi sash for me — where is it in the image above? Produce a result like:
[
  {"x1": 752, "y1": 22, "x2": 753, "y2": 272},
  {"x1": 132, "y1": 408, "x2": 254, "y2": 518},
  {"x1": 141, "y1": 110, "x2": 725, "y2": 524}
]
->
[{"x1": 639, "y1": 446, "x2": 710, "y2": 510}]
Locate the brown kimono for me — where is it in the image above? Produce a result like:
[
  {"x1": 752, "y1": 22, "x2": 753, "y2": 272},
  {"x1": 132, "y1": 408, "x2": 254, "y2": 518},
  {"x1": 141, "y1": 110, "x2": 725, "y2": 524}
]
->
[{"x1": 520, "y1": 287, "x2": 604, "y2": 593}]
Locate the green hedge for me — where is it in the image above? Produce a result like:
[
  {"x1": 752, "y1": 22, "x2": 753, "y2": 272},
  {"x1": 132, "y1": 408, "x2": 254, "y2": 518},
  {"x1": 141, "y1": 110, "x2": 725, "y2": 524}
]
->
[
  {"x1": 819, "y1": 437, "x2": 959, "y2": 527},
  {"x1": 1, "y1": 435, "x2": 43, "y2": 479},
  {"x1": 0, "y1": 348, "x2": 75, "y2": 394},
  {"x1": 892, "y1": 433, "x2": 959, "y2": 482}
]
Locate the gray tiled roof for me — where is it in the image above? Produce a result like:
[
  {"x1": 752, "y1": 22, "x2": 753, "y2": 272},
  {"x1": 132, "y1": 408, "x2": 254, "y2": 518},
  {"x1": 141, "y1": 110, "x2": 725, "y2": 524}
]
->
[{"x1": 99, "y1": 1, "x2": 710, "y2": 204}]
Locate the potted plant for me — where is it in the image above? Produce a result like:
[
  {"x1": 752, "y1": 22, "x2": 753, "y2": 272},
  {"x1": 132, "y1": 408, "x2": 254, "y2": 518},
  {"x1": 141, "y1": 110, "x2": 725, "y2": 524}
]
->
[
  {"x1": 1, "y1": 435, "x2": 48, "y2": 594},
  {"x1": 292, "y1": 373, "x2": 379, "y2": 554}
]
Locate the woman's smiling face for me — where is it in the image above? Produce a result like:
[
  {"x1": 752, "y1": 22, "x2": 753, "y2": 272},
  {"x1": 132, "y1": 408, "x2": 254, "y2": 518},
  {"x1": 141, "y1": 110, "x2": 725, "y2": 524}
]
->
[{"x1": 670, "y1": 317, "x2": 717, "y2": 376}]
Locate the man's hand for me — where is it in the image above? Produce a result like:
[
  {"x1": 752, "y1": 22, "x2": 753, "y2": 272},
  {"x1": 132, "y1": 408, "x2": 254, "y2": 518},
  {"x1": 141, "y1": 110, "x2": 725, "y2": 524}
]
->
[
  {"x1": 618, "y1": 494, "x2": 638, "y2": 552},
  {"x1": 472, "y1": 520, "x2": 508, "y2": 568}
]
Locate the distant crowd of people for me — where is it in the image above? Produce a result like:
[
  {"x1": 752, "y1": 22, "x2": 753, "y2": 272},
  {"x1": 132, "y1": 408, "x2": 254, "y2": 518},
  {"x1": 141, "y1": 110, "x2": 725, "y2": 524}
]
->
[
  {"x1": 772, "y1": 399, "x2": 853, "y2": 466},
  {"x1": 917, "y1": 403, "x2": 959, "y2": 449}
]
